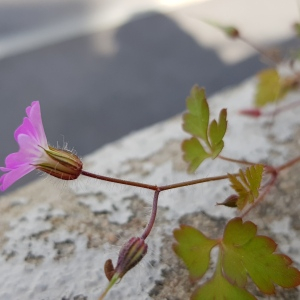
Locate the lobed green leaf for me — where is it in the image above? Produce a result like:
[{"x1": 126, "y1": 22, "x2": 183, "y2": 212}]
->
[
  {"x1": 255, "y1": 69, "x2": 289, "y2": 107},
  {"x1": 222, "y1": 218, "x2": 300, "y2": 294},
  {"x1": 183, "y1": 85, "x2": 209, "y2": 142},
  {"x1": 182, "y1": 137, "x2": 210, "y2": 173},
  {"x1": 182, "y1": 86, "x2": 228, "y2": 172},
  {"x1": 228, "y1": 164, "x2": 264, "y2": 209},
  {"x1": 173, "y1": 225, "x2": 218, "y2": 281},
  {"x1": 191, "y1": 262, "x2": 255, "y2": 300},
  {"x1": 208, "y1": 108, "x2": 227, "y2": 158}
]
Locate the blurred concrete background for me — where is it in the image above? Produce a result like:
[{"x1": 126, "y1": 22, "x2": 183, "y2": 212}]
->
[{"x1": 0, "y1": 0, "x2": 299, "y2": 192}]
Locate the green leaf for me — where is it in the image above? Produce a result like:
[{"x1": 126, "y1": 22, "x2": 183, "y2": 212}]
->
[
  {"x1": 182, "y1": 137, "x2": 210, "y2": 173},
  {"x1": 211, "y1": 140, "x2": 224, "y2": 159},
  {"x1": 222, "y1": 218, "x2": 300, "y2": 294},
  {"x1": 255, "y1": 69, "x2": 289, "y2": 107},
  {"x1": 191, "y1": 256, "x2": 256, "y2": 300},
  {"x1": 228, "y1": 164, "x2": 264, "y2": 210},
  {"x1": 208, "y1": 108, "x2": 227, "y2": 158},
  {"x1": 182, "y1": 86, "x2": 228, "y2": 172},
  {"x1": 173, "y1": 225, "x2": 218, "y2": 281},
  {"x1": 183, "y1": 85, "x2": 209, "y2": 142}
]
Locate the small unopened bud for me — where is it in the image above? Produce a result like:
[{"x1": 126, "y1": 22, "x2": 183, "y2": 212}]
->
[
  {"x1": 111, "y1": 237, "x2": 148, "y2": 280},
  {"x1": 36, "y1": 146, "x2": 82, "y2": 180},
  {"x1": 217, "y1": 194, "x2": 239, "y2": 208},
  {"x1": 203, "y1": 19, "x2": 239, "y2": 39},
  {"x1": 223, "y1": 26, "x2": 240, "y2": 39},
  {"x1": 239, "y1": 108, "x2": 262, "y2": 118}
]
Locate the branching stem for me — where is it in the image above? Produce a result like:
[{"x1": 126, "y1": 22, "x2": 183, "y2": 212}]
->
[
  {"x1": 82, "y1": 154, "x2": 300, "y2": 228},
  {"x1": 93, "y1": 153, "x2": 300, "y2": 299},
  {"x1": 81, "y1": 170, "x2": 236, "y2": 242},
  {"x1": 81, "y1": 170, "x2": 234, "y2": 192}
]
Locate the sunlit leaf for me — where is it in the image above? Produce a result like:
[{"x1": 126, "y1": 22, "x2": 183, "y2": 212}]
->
[
  {"x1": 255, "y1": 69, "x2": 289, "y2": 107},
  {"x1": 173, "y1": 225, "x2": 218, "y2": 281},
  {"x1": 183, "y1": 85, "x2": 209, "y2": 142},
  {"x1": 182, "y1": 137, "x2": 210, "y2": 173},
  {"x1": 228, "y1": 164, "x2": 264, "y2": 209},
  {"x1": 222, "y1": 218, "x2": 300, "y2": 294},
  {"x1": 191, "y1": 256, "x2": 256, "y2": 300}
]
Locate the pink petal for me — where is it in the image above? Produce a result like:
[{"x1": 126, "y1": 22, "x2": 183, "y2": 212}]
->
[
  {"x1": 0, "y1": 101, "x2": 49, "y2": 191},
  {"x1": 14, "y1": 117, "x2": 38, "y2": 143},
  {"x1": 16, "y1": 133, "x2": 43, "y2": 158},
  {"x1": 26, "y1": 101, "x2": 48, "y2": 147},
  {"x1": 3, "y1": 152, "x2": 27, "y2": 169},
  {"x1": 0, "y1": 164, "x2": 35, "y2": 191},
  {"x1": 4, "y1": 134, "x2": 44, "y2": 169}
]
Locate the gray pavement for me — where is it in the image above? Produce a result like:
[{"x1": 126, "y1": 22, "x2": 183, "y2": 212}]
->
[{"x1": 0, "y1": 0, "x2": 298, "y2": 192}]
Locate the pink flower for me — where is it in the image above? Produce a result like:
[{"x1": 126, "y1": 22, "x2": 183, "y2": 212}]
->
[{"x1": 0, "y1": 101, "x2": 82, "y2": 191}]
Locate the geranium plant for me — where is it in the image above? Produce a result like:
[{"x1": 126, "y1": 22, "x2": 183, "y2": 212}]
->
[
  {"x1": 2, "y1": 16, "x2": 300, "y2": 300},
  {"x1": 2, "y1": 83, "x2": 300, "y2": 299}
]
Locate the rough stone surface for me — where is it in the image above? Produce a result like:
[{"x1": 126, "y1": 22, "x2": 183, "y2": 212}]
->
[{"x1": 1, "y1": 77, "x2": 300, "y2": 299}]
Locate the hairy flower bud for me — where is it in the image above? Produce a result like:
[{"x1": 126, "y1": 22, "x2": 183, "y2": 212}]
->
[
  {"x1": 110, "y1": 237, "x2": 148, "y2": 280},
  {"x1": 36, "y1": 146, "x2": 82, "y2": 180}
]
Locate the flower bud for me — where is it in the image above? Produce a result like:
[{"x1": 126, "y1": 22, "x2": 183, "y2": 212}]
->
[
  {"x1": 216, "y1": 194, "x2": 239, "y2": 208},
  {"x1": 112, "y1": 237, "x2": 148, "y2": 279},
  {"x1": 36, "y1": 146, "x2": 82, "y2": 180},
  {"x1": 223, "y1": 26, "x2": 239, "y2": 38}
]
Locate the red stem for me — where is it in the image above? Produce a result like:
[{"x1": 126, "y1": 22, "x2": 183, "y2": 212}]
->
[
  {"x1": 81, "y1": 170, "x2": 233, "y2": 192},
  {"x1": 218, "y1": 155, "x2": 256, "y2": 166},
  {"x1": 159, "y1": 174, "x2": 233, "y2": 191},
  {"x1": 276, "y1": 155, "x2": 300, "y2": 172},
  {"x1": 80, "y1": 170, "x2": 158, "y2": 191},
  {"x1": 141, "y1": 190, "x2": 160, "y2": 240}
]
